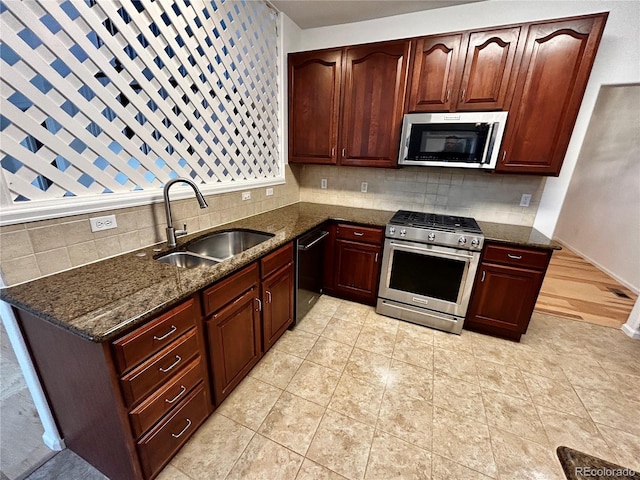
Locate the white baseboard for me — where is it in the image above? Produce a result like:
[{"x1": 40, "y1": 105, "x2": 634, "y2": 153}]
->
[
  {"x1": 622, "y1": 323, "x2": 640, "y2": 339},
  {"x1": 552, "y1": 237, "x2": 640, "y2": 295}
]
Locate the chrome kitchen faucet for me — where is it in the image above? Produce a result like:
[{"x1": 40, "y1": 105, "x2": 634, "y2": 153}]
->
[{"x1": 163, "y1": 177, "x2": 208, "y2": 247}]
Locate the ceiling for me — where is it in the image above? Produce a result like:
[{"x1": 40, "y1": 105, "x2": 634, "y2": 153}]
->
[{"x1": 269, "y1": 0, "x2": 484, "y2": 29}]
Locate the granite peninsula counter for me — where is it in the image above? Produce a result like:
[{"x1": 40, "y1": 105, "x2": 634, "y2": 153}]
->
[{"x1": 0, "y1": 202, "x2": 559, "y2": 342}]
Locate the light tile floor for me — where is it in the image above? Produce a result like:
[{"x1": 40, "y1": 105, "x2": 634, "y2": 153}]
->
[{"x1": 157, "y1": 295, "x2": 640, "y2": 480}]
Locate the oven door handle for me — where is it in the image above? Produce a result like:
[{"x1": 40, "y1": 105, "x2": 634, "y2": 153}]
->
[{"x1": 389, "y1": 241, "x2": 474, "y2": 260}]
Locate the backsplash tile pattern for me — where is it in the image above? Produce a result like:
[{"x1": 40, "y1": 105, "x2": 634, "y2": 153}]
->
[
  {"x1": 0, "y1": 166, "x2": 299, "y2": 286},
  {"x1": 296, "y1": 165, "x2": 545, "y2": 225}
]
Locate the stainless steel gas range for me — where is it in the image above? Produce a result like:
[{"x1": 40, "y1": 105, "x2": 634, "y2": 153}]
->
[{"x1": 376, "y1": 210, "x2": 484, "y2": 334}]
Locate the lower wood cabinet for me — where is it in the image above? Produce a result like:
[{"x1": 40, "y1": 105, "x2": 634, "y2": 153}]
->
[
  {"x1": 324, "y1": 223, "x2": 383, "y2": 305},
  {"x1": 261, "y1": 244, "x2": 294, "y2": 352},
  {"x1": 465, "y1": 242, "x2": 552, "y2": 341},
  {"x1": 15, "y1": 295, "x2": 212, "y2": 480},
  {"x1": 204, "y1": 263, "x2": 262, "y2": 405}
]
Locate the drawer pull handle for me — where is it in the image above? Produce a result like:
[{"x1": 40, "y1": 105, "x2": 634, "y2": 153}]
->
[
  {"x1": 159, "y1": 355, "x2": 182, "y2": 373},
  {"x1": 507, "y1": 254, "x2": 522, "y2": 260},
  {"x1": 165, "y1": 385, "x2": 186, "y2": 404},
  {"x1": 353, "y1": 232, "x2": 364, "y2": 236},
  {"x1": 171, "y1": 418, "x2": 192, "y2": 438},
  {"x1": 153, "y1": 325, "x2": 177, "y2": 341}
]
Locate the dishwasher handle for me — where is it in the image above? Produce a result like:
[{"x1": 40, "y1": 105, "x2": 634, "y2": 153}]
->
[{"x1": 298, "y1": 230, "x2": 329, "y2": 251}]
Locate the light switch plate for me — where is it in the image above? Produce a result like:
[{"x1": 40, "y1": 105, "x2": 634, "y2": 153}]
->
[{"x1": 520, "y1": 193, "x2": 532, "y2": 207}]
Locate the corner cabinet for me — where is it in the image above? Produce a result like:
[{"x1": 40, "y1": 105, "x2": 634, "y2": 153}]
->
[
  {"x1": 288, "y1": 40, "x2": 410, "y2": 168},
  {"x1": 496, "y1": 13, "x2": 608, "y2": 175},
  {"x1": 407, "y1": 27, "x2": 522, "y2": 112},
  {"x1": 464, "y1": 243, "x2": 552, "y2": 341}
]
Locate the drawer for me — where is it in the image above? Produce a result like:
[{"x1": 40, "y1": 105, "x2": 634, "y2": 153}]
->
[
  {"x1": 112, "y1": 299, "x2": 197, "y2": 375},
  {"x1": 483, "y1": 243, "x2": 551, "y2": 271},
  {"x1": 137, "y1": 384, "x2": 208, "y2": 479},
  {"x1": 336, "y1": 224, "x2": 383, "y2": 245},
  {"x1": 203, "y1": 262, "x2": 258, "y2": 316},
  {"x1": 129, "y1": 356, "x2": 204, "y2": 438},
  {"x1": 120, "y1": 328, "x2": 199, "y2": 407},
  {"x1": 261, "y1": 242, "x2": 293, "y2": 279}
]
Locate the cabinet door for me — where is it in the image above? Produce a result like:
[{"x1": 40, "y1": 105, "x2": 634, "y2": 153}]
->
[
  {"x1": 497, "y1": 14, "x2": 607, "y2": 175},
  {"x1": 207, "y1": 288, "x2": 261, "y2": 404},
  {"x1": 407, "y1": 34, "x2": 463, "y2": 112},
  {"x1": 340, "y1": 40, "x2": 410, "y2": 167},
  {"x1": 262, "y1": 263, "x2": 294, "y2": 352},
  {"x1": 466, "y1": 263, "x2": 543, "y2": 340},
  {"x1": 456, "y1": 27, "x2": 521, "y2": 111},
  {"x1": 288, "y1": 49, "x2": 342, "y2": 164},
  {"x1": 334, "y1": 239, "x2": 382, "y2": 305}
]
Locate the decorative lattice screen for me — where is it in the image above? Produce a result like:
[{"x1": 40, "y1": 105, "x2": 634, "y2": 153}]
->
[{"x1": 0, "y1": 0, "x2": 280, "y2": 217}]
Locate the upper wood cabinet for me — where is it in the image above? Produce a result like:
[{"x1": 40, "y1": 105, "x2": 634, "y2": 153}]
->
[
  {"x1": 339, "y1": 41, "x2": 410, "y2": 167},
  {"x1": 288, "y1": 40, "x2": 410, "y2": 168},
  {"x1": 496, "y1": 13, "x2": 608, "y2": 175},
  {"x1": 407, "y1": 27, "x2": 521, "y2": 112},
  {"x1": 288, "y1": 49, "x2": 342, "y2": 164}
]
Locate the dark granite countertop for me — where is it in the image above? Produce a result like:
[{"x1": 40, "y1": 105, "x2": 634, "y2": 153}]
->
[
  {"x1": 0, "y1": 203, "x2": 393, "y2": 342},
  {"x1": 478, "y1": 221, "x2": 562, "y2": 251},
  {"x1": 1, "y1": 202, "x2": 559, "y2": 342}
]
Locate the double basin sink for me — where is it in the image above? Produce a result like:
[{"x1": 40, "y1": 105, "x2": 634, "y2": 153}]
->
[{"x1": 156, "y1": 229, "x2": 274, "y2": 268}]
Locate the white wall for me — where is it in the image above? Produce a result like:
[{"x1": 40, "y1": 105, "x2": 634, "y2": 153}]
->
[
  {"x1": 283, "y1": 0, "x2": 640, "y2": 237},
  {"x1": 554, "y1": 84, "x2": 640, "y2": 293}
]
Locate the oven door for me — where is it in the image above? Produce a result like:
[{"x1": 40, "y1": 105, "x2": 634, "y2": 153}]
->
[{"x1": 378, "y1": 238, "x2": 480, "y2": 318}]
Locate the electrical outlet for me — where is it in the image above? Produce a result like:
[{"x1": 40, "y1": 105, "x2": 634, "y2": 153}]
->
[
  {"x1": 265, "y1": 187, "x2": 274, "y2": 196},
  {"x1": 242, "y1": 191, "x2": 251, "y2": 201},
  {"x1": 89, "y1": 214, "x2": 117, "y2": 232},
  {"x1": 360, "y1": 182, "x2": 368, "y2": 193},
  {"x1": 320, "y1": 178, "x2": 327, "y2": 189},
  {"x1": 520, "y1": 193, "x2": 532, "y2": 207}
]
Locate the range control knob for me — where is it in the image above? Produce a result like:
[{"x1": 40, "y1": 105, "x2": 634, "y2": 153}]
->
[
  {"x1": 427, "y1": 233, "x2": 436, "y2": 241},
  {"x1": 400, "y1": 228, "x2": 407, "y2": 237},
  {"x1": 471, "y1": 238, "x2": 480, "y2": 247},
  {"x1": 389, "y1": 226, "x2": 396, "y2": 235},
  {"x1": 458, "y1": 236, "x2": 467, "y2": 245}
]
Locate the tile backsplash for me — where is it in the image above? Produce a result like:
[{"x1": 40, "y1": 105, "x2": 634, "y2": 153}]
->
[
  {"x1": 295, "y1": 164, "x2": 545, "y2": 225},
  {"x1": 0, "y1": 163, "x2": 546, "y2": 286},
  {"x1": 0, "y1": 166, "x2": 299, "y2": 286}
]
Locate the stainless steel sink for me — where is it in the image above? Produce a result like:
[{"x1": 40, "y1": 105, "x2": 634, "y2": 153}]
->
[
  {"x1": 186, "y1": 229, "x2": 274, "y2": 260},
  {"x1": 156, "y1": 252, "x2": 220, "y2": 269}
]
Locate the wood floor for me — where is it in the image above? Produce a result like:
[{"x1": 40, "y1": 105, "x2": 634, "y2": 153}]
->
[{"x1": 535, "y1": 244, "x2": 637, "y2": 329}]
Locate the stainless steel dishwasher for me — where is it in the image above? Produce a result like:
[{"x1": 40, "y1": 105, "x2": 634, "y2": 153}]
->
[{"x1": 295, "y1": 228, "x2": 329, "y2": 324}]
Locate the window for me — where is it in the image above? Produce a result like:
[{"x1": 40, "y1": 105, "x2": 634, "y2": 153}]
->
[{"x1": 0, "y1": 0, "x2": 281, "y2": 224}]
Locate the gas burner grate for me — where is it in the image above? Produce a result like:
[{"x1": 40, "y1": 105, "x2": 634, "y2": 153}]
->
[{"x1": 390, "y1": 210, "x2": 482, "y2": 234}]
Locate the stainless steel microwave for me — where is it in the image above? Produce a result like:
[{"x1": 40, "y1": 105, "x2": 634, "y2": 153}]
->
[{"x1": 398, "y1": 111, "x2": 508, "y2": 169}]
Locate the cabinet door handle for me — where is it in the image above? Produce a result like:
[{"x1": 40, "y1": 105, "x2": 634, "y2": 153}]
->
[
  {"x1": 171, "y1": 418, "x2": 192, "y2": 438},
  {"x1": 507, "y1": 254, "x2": 522, "y2": 260},
  {"x1": 153, "y1": 325, "x2": 177, "y2": 341},
  {"x1": 375, "y1": 252, "x2": 379, "y2": 263},
  {"x1": 481, "y1": 271, "x2": 486, "y2": 282},
  {"x1": 353, "y1": 232, "x2": 364, "y2": 236},
  {"x1": 502, "y1": 150, "x2": 507, "y2": 162},
  {"x1": 159, "y1": 355, "x2": 181, "y2": 373},
  {"x1": 256, "y1": 298, "x2": 262, "y2": 311},
  {"x1": 342, "y1": 148, "x2": 346, "y2": 157},
  {"x1": 165, "y1": 385, "x2": 186, "y2": 404},
  {"x1": 461, "y1": 88, "x2": 466, "y2": 102},
  {"x1": 266, "y1": 290, "x2": 272, "y2": 303},
  {"x1": 446, "y1": 89, "x2": 450, "y2": 102},
  {"x1": 331, "y1": 147, "x2": 335, "y2": 157}
]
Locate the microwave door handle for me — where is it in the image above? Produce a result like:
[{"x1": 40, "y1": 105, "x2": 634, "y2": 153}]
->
[{"x1": 481, "y1": 122, "x2": 497, "y2": 165}]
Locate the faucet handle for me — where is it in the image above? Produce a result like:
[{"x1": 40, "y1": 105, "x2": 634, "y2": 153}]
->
[{"x1": 176, "y1": 223, "x2": 188, "y2": 237}]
